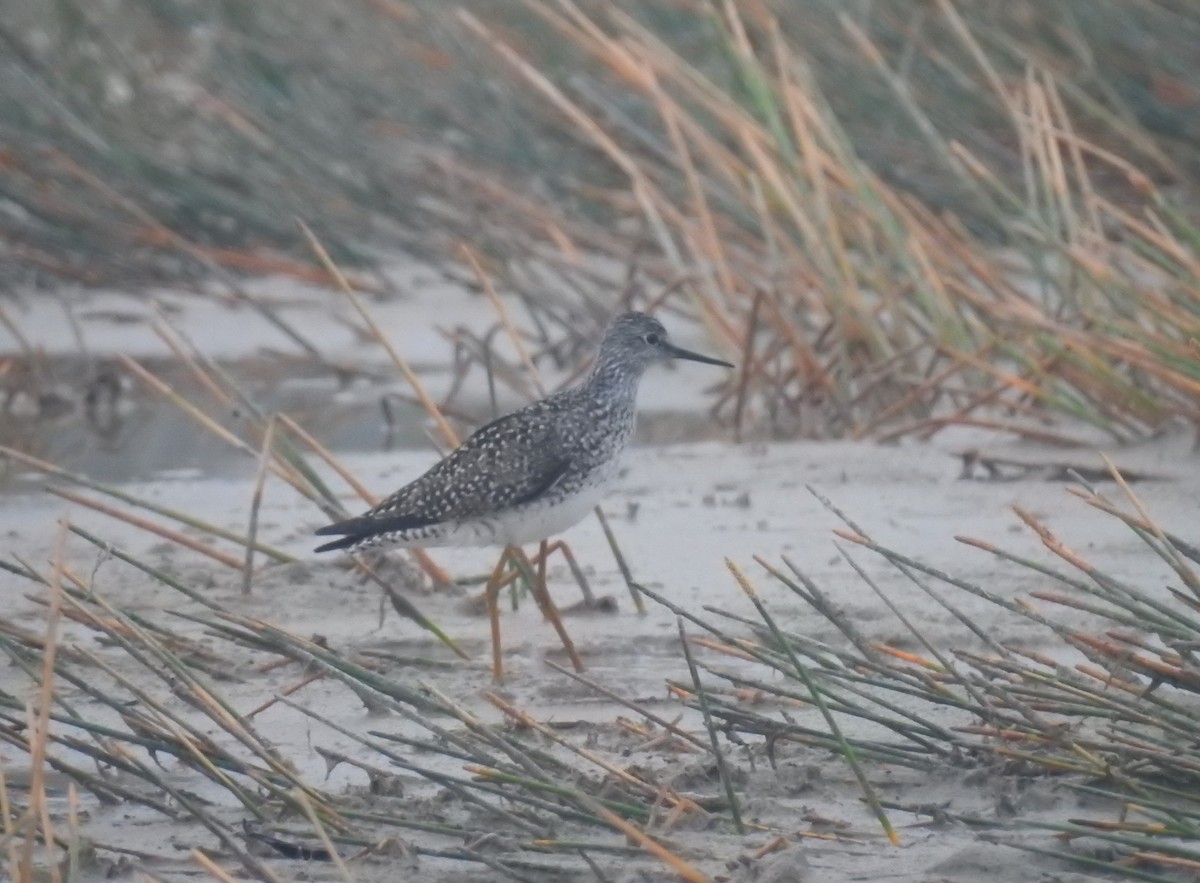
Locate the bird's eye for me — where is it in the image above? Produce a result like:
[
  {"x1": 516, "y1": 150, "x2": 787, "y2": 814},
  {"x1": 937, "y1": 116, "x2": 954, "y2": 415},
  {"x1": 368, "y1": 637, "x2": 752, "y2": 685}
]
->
[{"x1": 644, "y1": 332, "x2": 661, "y2": 345}]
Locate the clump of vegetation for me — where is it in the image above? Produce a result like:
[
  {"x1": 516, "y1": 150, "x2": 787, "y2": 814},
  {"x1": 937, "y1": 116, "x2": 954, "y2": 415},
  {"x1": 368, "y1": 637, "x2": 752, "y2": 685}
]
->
[
  {"x1": 451, "y1": 2, "x2": 1200, "y2": 441},
  {"x1": 0, "y1": 525, "x2": 720, "y2": 881},
  {"x1": 663, "y1": 466, "x2": 1200, "y2": 880}
]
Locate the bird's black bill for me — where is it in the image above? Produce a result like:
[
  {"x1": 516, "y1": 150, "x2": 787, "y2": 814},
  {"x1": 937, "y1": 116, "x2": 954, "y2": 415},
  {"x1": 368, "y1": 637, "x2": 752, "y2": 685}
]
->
[{"x1": 661, "y1": 341, "x2": 734, "y2": 368}]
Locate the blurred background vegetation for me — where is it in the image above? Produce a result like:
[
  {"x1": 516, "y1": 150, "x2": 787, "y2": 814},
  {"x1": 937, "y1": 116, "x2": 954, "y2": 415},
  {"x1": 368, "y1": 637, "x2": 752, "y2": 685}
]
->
[
  {"x1": 1, "y1": 0, "x2": 1198, "y2": 439},
  {"x1": 2, "y1": 0, "x2": 1197, "y2": 283}
]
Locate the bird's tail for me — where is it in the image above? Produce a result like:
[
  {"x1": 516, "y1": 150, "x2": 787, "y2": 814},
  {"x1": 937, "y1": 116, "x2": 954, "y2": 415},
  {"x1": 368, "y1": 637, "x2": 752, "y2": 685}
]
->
[
  {"x1": 313, "y1": 511, "x2": 434, "y2": 553},
  {"x1": 313, "y1": 532, "x2": 367, "y2": 554}
]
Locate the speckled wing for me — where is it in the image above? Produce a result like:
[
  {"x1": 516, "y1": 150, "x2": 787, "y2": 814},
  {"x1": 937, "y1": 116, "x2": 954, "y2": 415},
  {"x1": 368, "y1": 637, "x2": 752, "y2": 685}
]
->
[{"x1": 314, "y1": 406, "x2": 570, "y2": 551}]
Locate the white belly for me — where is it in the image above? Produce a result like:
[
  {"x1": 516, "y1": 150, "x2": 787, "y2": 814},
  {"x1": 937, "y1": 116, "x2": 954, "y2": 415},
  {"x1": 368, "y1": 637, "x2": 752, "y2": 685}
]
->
[
  {"x1": 492, "y1": 480, "x2": 610, "y2": 546},
  {"x1": 411, "y1": 476, "x2": 612, "y2": 549}
]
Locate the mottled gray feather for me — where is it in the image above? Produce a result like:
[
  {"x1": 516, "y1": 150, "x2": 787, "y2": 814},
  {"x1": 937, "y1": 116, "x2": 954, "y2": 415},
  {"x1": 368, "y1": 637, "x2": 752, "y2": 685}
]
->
[
  {"x1": 313, "y1": 312, "x2": 730, "y2": 554},
  {"x1": 315, "y1": 403, "x2": 572, "y2": 546}
]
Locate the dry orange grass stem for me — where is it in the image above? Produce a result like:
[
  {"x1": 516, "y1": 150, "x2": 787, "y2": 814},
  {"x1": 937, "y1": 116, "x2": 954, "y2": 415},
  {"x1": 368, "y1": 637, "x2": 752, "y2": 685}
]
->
[{"x1": 453, "y1": 1, "x2": 1200, "y2": 442}]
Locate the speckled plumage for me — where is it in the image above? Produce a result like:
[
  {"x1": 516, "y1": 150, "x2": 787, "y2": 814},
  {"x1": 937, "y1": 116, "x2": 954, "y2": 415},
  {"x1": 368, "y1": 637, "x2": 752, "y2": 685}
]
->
[{"x1": 314, "y1": 312, "x2": 731, "y2": 554}]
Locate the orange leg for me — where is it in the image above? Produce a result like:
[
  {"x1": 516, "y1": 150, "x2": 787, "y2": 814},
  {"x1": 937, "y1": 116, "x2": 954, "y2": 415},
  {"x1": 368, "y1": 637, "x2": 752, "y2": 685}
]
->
[
  {"x1": 492, "y1": 538, "x2": 596, "y2": 607},
  {"x1": 481, "y1": 538, "x2": 600, "y2": 679},
  {"x1": 484, "y1": 546, "x2": 516, "y2": 681},
  {"x1": 536, "y1": 539, "x2": 596, "y2": 606},
  {"x1": 512, "y1": 544, "x2": 584, "y2": 673}
]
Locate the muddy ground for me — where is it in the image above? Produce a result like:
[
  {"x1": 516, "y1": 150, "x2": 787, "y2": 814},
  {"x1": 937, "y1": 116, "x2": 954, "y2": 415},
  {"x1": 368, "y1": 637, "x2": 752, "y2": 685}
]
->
[{"x1": 2, "y1": 269, "x2": 1199, "y2": 882}]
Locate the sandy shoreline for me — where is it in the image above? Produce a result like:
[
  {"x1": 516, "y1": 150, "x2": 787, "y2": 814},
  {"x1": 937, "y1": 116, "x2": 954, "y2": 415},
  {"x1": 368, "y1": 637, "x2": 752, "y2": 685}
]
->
[
  {"x1": 3, "y1": 428, "x2": 1198, "y2": 881},
  {"x1": 4, "y1": 264, "x2": 1198, "y2": 880}
]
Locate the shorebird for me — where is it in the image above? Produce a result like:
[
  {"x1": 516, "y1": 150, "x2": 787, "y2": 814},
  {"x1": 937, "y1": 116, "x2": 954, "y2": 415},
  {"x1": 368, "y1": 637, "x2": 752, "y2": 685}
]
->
[{"x1": 315, "y1": 311, "x2": 733, "y2": 678}]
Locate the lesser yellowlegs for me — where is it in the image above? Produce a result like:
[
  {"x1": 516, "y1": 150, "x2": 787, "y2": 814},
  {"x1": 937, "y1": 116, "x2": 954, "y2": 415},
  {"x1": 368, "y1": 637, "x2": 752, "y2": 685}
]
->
[{"x1": 315, "y1": 311, "x2": 733, "y2": 677}]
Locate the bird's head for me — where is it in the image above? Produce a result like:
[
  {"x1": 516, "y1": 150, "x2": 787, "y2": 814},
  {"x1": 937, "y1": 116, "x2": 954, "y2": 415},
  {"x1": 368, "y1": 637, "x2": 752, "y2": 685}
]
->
[{"x1": 596, "y1": 312, "x2": 733, "y2": 375}]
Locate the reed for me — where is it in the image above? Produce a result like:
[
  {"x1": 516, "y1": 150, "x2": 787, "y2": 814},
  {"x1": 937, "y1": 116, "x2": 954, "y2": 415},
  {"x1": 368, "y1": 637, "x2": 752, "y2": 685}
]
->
[
  {"x1": 446, "y1": 2, "x2": 1200, "y2": 441},
  {"x1": 0, "y1": 519, "x2": 731, "y2": 880},
  {"x1": 624, "y1": 466, "x2": 1200, "y2": 878}
]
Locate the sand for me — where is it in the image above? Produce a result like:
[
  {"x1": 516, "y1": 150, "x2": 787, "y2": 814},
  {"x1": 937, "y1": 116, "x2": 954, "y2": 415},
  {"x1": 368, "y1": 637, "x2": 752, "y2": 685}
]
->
[
  {"x1": 3, "y1": 430, "x2": 1198, "y2": 881},
  {"x1": 3, "y1": 271, "x2": 1199, "y2": 881}
]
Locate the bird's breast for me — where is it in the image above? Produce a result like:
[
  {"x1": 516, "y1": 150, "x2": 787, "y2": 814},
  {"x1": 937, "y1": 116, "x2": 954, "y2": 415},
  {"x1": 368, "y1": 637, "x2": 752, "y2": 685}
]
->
[{"x1": 492, "y1": 476, "x2": 613, "y2": 546}]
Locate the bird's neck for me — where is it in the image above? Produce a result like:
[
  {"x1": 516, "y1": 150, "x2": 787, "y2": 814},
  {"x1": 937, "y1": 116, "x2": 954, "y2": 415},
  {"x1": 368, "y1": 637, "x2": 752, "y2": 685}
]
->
[{"x1": 583, "y1": 356, "x2": 643, "y2": 403}]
